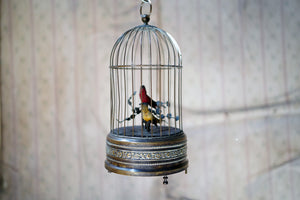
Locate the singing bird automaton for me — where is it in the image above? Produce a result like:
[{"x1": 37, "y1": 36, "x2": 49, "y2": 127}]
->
[{"x1": 105, "y1": 0, "x2": 188, "y2": 184}]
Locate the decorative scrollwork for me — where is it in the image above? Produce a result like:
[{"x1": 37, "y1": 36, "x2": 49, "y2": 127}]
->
[{"x1": 106, "y1": 145, "x2": 187, "y2": 161}]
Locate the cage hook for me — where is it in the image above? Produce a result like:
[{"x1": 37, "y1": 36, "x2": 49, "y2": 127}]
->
[{"x1": 140, "y1": 0, "x2": 152, "y2": 24}]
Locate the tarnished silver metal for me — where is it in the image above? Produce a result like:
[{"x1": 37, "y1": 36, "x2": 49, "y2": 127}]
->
[
  {"x1": 105, "y1": 129, "x2": 188, "y2": 176},
  {"x1": 106, "y1": 0, "x2": 187, "y2": 179}
]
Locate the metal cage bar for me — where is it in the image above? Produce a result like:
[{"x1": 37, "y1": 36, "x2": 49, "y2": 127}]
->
[{"x1": 109, "y1": 24, "x2": 182, "y2": 138}]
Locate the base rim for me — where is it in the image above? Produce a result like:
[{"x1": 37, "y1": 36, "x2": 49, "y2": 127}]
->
[{"x1": 105, "y1": 160, "x2": 188, "y2": 176}]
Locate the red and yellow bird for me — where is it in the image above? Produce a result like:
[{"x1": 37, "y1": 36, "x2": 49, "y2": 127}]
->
[{"x1": 139, "y1": 85, "x2": 157, "y2": 108}]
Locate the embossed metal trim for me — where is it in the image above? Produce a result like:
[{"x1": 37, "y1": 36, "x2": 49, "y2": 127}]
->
[
  {"x1": 106, "y1": 145, "x2": 187, "y2": 161},
  {"x1": 106, "y1": 140, "x2": 186, "y2": 150}
]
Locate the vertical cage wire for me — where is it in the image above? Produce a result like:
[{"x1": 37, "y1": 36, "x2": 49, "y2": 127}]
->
[{"x1": 110, "y1": 24, "x2": 182, "y2": 137}]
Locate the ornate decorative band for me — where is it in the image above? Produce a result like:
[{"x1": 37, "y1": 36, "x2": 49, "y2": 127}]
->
[
  {"x1": 106, "y1": 140, "x2": 186, "y2": 150},
  {"x1": 106, "y1": 145, "x2": 187, "y2": 161}
]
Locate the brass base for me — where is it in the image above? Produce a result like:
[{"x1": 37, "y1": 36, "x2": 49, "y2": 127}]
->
[{"x1": 105, "y1": 126, "x2": 188, "y2": 176}]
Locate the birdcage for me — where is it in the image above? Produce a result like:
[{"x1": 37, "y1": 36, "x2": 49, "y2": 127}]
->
[{"x1": 105, "y1": 0, "x2": 188, "y2": 184}]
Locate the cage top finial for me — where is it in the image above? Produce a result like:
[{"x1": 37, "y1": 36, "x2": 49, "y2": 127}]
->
[{"x1": 140, "y1": 0, "x2": 152, "y2": 24}]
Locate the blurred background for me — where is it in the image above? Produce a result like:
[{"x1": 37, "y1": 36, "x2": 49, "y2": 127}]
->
[{"x1": 1, "y1": 0, "x2": 300, "y2": 199}]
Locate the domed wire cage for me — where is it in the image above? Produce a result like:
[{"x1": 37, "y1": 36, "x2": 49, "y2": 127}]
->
[{"x1": 105, "y1": 0, "x2": 188, "y2": 183}]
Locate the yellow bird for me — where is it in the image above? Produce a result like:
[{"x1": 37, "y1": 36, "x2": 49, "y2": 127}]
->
[{"x1": 141, "y1": 103, "x2": 160, "y2": 131}]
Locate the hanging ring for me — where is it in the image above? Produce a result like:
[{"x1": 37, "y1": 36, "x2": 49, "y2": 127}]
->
[{"x1": 140, "y1": 0, "x2": 152, "y2": 24}]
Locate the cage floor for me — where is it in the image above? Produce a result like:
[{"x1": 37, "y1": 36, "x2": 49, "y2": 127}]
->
[{"x1": 111, "y1": 125, "x2": 182, "y2": 137}]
